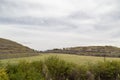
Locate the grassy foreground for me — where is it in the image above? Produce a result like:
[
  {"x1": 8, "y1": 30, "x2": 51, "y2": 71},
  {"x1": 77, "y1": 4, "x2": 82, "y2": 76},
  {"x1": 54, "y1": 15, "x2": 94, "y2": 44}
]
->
[
  {"x1": 1, "y1": 53, "x2": 120, "y2": 80},
  {"x1": 1, "y1": 53, "x2": 120, "y2": 64}
]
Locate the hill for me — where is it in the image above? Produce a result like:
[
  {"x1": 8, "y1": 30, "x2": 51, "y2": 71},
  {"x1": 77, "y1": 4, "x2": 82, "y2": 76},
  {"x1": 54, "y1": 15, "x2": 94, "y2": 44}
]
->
[
  {"x1": 0, "y1": 38, "x2": 38, "y2": 59},
  {"x1": 44, "y1": 46, "x2": 120, "y2": 57}
]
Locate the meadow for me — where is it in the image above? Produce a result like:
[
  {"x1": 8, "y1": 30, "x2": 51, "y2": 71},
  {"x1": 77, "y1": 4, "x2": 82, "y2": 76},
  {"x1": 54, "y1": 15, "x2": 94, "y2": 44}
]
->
[
  {"x1": 1, "y1": 53, "x2": 120, "y2": 80},
  {"x1": 1, "y1": 53, "x2": 120, "y2": 64}
]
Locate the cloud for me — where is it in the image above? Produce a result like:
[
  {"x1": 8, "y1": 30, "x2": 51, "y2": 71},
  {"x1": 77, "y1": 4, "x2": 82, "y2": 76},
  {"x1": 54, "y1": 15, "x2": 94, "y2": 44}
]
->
[{"x1": 0, "y1": 0, "x2": 120, "y2": 50}]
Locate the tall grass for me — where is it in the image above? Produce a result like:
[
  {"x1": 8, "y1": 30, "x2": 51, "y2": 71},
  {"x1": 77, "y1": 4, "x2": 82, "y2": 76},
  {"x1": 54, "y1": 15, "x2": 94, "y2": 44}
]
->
[
  {"x1": 6, "y1": 61, "x2": 45, "y2": 80},
  {"x1": 1, "y1": 56, "x2": 120, "y2": 80},
  {"x1": 45, "y1": 56, "x2": 74, "y2": 80},
  {"x1": 0, "y1": 68, "x2": 9, "y2": 80}
]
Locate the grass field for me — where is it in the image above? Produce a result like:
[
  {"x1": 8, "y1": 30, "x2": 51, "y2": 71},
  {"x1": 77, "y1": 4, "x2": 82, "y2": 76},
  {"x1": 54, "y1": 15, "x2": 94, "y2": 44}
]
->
[{"x1": 1, "y1": 53, "x2": 120, "y2": 65}]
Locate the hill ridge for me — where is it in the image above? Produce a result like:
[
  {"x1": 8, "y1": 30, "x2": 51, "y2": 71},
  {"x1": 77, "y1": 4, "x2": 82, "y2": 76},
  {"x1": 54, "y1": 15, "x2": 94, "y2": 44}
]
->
[
  {"x1": 44, "y1": 46, "x2": 120, "y2": 57},
  {"x1": 0, "y1": 38, "x2": 38, "y2": 59}
]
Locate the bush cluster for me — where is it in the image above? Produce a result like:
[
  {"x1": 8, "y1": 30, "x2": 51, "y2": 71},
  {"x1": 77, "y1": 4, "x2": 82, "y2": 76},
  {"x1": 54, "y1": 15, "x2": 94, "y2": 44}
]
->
[
  {"x1": 1, "y1": 56, "x2": 120, "y2": 80},
  {"x1": 0, "y1": 68, "x2": 9, "y2": 80}
]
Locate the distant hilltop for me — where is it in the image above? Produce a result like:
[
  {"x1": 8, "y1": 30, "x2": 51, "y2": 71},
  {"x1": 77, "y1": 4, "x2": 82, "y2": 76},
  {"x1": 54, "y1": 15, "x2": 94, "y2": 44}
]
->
[
  {"x1": 44, "y1": 46, "x2": 120, "y2": 57},
  {"x1": 0, "y1": 38, "x2": 38, "y2": 59},
  {"x1": 1, "y1": 37, "x2": 120, "y2": 58}
]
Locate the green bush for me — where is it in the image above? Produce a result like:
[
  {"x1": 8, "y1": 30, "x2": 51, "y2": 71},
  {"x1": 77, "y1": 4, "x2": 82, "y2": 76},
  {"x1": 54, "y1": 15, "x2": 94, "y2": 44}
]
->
[
  {"x1": 0, "y1": 68, "x2": 9, "y2": 80},
  {"x1": 6, "y1": 61, "x2": 44, "y2": 80},
  {"x1": 30, "y1": 61, "x2": 43, "y2": 73},
  {"x1": 2, "y1": 56, "x2": 120, "y2": 80},
  {"x1": 91, "y1": 61, "x2": 120, "y2": 80},
  {"x1": 45, "y1": 56, "x2": 74, "y2": 80},
  {"x1": 68, "y1": 65, "x2": 88, "y2": 80}
]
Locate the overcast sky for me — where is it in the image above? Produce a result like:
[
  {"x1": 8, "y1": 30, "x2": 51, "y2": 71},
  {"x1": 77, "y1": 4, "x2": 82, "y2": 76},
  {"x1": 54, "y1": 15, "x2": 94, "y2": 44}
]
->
[{"x1": 0, "y1": 0, "x2": 120, "y2": 50}]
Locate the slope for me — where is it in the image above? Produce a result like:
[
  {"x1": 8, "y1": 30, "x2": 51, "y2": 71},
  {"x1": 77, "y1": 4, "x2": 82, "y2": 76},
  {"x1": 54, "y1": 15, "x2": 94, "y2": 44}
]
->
[
  {"x1": 0, "y1": 38, "x2": 38, "y2": 59},
  {"x1": 44, "y1": 46, "x2": 120, "y2": 57}
]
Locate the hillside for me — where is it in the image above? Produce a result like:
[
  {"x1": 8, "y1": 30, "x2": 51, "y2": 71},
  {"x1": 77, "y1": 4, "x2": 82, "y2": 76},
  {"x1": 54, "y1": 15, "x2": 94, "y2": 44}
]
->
[
  {"x1": 44, "y1": 46, "x2": 120, "y2": 57},
  {"x1": 0, "y1": 38, "x2": 38, "y2": 59}
]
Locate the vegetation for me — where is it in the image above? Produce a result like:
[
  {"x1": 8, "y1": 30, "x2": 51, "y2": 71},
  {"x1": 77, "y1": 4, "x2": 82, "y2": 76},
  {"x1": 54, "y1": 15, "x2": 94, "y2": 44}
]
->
[
  {"x1": 0, "y1": 68, "x2": 9, "y2": 80},
  {"x1": 0, "y1": 56, "x2": 120, "y2": 80},
  {"x1": 1, "y1": 38, "x2": 120, "y2": 80},
  {"x1": 1, "y1": 38, "x2": 120, "y2": 59},
  {"x1": 1, "y1": 53, "x2": 120, "y2": 65},
  {"x1": 0, "y1": 38, "x2": 38, "y2": 59},
  {"x1": 44, "y1": 46, "x2": 120, "y2": 57},
  {"x1": 6, "y1": 61, "x2": 44, "y2": 80}
]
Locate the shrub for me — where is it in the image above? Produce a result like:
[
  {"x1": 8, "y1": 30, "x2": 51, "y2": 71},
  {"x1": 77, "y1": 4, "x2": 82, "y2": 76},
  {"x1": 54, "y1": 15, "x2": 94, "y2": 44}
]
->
[
  {"x1": 30, "y1": 61, "x2": 45, "y2": 78},
  {"x1": 45, "y1": 56, "x2": 74, "y2": 80},
  {"x1": 0, "y1": 68, "x2": 9, "y2": 80},
  {"x1": 6, "y1": 61, "x2": 44, "y2": 80},
  {"x1": 2, "y1": 56, "x2": 120, "y2": 80},
  {"x1": 30, "y1": 61, "x2": 43, "y2": 73},
  {"x1": 91, "y1": 61, "x2": 120, "y2": 80},
  {"x1": 68, "y1": 65, "x2": 88, "y2": 80}
]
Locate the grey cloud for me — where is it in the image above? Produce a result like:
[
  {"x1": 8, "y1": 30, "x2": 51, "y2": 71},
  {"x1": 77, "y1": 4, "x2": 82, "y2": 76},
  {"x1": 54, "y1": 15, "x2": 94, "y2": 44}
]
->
[
  {"x1": 0, "y1": 16, "x2": 79, "y2": 31},
  {"x1": 0, "y1": 0, "x2": 120, "y2": 50},
  {"x1": 97, "y1": 0, "x2": 120, "y2": 22},
  {"x1": 110, "y1": 31, "x2": 120, "y2": 38},
  {"x1": 93, "y1": 21, "x2": 120, "y2": 31},
  {"x1": 1, "y1": 0, "x2": 119, "y2": 30},
  {"x1": 0, "y1": 0, "x2": 44, "y2": 17},
  {"x1": 0, "y1": 0, "x2": 44, "y2": 10},
  {"x1": 94, "y1": 13, "x2": 120, "y2": 31},
  {"x1": 99, "y1": 10, "x2": 120, "y2": 23},
  {"x1": 68, "y1": 11, "x2": 93, "y2": 20}
]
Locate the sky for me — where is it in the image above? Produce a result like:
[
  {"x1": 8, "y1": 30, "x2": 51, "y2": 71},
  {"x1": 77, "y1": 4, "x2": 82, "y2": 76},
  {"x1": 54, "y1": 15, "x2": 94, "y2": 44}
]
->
[{"x1": 0, "y1": 0, "x2": 120, "y2": 50}]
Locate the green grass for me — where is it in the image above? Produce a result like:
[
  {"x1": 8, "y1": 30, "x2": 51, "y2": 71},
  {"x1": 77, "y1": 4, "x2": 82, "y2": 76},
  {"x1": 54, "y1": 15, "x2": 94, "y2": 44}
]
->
[{"x1": 1, "y1": 53, "x2": 120, "y2": 65}]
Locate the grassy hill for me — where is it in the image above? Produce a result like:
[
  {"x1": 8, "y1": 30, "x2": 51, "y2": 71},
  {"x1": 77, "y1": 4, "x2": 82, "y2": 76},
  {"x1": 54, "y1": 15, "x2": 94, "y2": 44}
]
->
[
  {"x1": 0, "y1": 38, "x2": 38, "y2": 59},
  {"x1": 44, "y1": 46, "x2": 120, "y2": 57},
  {"x1": 1, "y1": 37, "x2": 120, "y2": 59}
]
